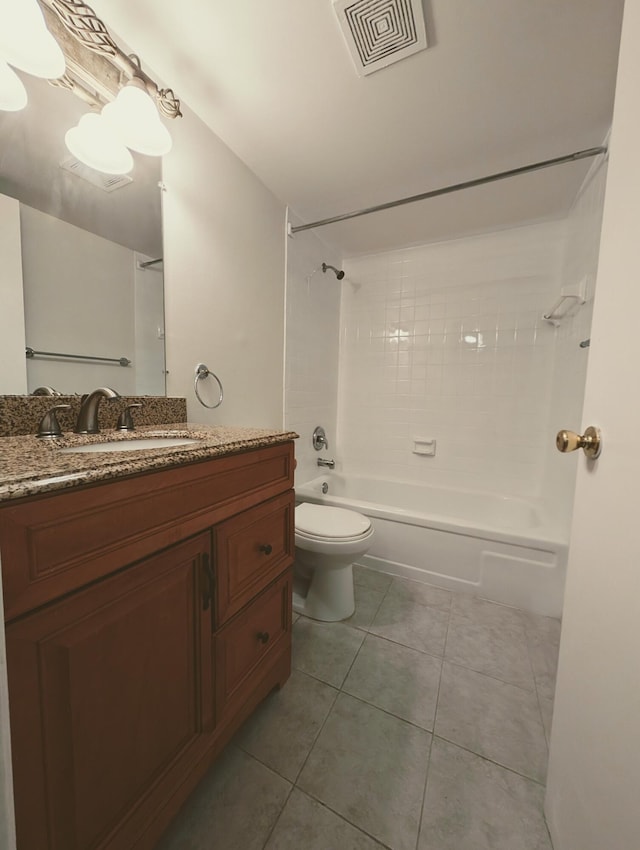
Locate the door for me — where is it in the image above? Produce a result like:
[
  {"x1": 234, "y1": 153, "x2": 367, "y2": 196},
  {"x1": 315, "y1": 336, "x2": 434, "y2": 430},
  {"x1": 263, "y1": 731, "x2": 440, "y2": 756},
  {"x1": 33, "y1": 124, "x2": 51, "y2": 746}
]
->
[
  {"x1": 6, "y1": 532, "x2": 213, "y2": 850},
  {"x1": 545, "y1": 2, "x2": 640, "y2": 848}
]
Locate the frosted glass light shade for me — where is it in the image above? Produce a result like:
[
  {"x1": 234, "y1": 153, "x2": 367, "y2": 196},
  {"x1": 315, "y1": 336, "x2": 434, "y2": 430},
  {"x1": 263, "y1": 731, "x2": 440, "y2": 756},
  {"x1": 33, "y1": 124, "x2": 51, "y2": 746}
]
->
[
  {"x1": 102, "y1": 79, "x2": 172, "y2": 156},
  {"x1": 0, "y1": 61, "x2": 27, "y2": 111},
  {"x1": 65, "y1": 113, "x2": 134, "y2": 175},
  {"x1": 0, "y1": 0, "x2": 65, "y2": 79}
]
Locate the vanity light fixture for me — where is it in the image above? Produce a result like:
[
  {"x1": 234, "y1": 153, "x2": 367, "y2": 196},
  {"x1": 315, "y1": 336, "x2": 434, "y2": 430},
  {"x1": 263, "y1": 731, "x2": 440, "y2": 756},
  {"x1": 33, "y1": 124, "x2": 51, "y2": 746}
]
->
[
  {"x1": 0, "y1": 0, "x2": 66, "y2": 80},
  {"x1": 65, "y1": 112, "x2": 134, "y2": 175},
  {"x1": 0, "y1": 60, "x2": 28, "y2": 112},
  {"x1": 102, "y1": 77, "x2": 172, "y2": 156},
  {"x1": 0, "y1": 0, "x2": 182, "y2": 172}
]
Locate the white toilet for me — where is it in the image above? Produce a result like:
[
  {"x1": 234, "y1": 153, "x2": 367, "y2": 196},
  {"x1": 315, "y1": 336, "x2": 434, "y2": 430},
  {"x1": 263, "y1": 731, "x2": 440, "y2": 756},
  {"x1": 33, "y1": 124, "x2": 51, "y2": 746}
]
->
[{"x1": 293, "y1": 502, "x2": 375, "y2": 622}]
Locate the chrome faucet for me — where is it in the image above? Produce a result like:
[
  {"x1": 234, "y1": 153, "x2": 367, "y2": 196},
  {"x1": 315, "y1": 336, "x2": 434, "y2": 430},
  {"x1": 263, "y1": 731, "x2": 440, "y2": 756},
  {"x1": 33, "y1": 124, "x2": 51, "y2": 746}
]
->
[
  {"x1": 317, "y1": 457, "x2": 335, "y2": 469},
  {"x1": 32, "y1": 386, "x2": 61, "y2": 396},
  {"x1": 74, "y1": 387, "x2": 120, "y2": 434}
]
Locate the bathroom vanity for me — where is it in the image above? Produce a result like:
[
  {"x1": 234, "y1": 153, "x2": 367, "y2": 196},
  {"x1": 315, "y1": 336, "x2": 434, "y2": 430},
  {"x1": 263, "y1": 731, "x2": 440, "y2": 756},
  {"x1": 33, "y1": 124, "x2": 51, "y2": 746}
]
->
[{"x1": 0, "y1": 426, "x2": 296, "y2": 849}]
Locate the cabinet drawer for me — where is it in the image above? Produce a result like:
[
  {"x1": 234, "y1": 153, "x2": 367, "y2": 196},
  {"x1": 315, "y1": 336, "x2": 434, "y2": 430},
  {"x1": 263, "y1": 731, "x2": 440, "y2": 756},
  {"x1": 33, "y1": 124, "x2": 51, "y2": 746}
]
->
[
  {"x1": 1, "y1": 442, "x2": 294, "y2": 621},
  {"x1": 215, "y1": 491, "x2": 294, "y2": 625},
  {"x1": 215, "y1": 570, "x2": 291, "y2": 720}
]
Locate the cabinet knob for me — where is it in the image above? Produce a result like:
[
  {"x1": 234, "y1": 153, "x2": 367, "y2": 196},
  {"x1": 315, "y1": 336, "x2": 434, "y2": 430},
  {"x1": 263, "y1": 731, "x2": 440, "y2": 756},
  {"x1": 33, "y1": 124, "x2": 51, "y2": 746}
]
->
[
  {"x1": 259, "y1": 544, "x2": 273, "y2": 555},
  {"x1": 257, "y1": 631, "x2": 270, "y2": 644}
]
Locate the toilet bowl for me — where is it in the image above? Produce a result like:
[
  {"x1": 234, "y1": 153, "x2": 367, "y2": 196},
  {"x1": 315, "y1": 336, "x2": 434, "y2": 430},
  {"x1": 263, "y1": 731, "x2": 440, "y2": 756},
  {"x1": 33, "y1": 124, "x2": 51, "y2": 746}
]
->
[{"x1": 293, "y1": 502, "x2": 374, "y2": 622}]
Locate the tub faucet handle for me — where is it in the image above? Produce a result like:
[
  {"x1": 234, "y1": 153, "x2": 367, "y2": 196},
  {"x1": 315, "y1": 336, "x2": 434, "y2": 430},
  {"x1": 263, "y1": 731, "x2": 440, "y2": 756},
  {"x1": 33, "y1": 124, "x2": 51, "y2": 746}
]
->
[{"x1": 312, "y1": 426, "x2": 328, "y2": 451}]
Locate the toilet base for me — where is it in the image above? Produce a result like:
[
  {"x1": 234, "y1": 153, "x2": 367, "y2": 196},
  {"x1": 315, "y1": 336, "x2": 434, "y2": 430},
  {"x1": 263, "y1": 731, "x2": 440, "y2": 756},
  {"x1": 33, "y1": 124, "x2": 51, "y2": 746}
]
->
[{"x1": 292, "y1": 562, "x2": 355, "y2": 622}]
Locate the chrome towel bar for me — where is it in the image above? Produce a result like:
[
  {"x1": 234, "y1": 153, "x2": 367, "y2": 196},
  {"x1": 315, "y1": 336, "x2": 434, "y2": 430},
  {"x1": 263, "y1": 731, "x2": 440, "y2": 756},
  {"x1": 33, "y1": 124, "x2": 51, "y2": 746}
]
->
[{"x1": 26, "y1": 347, "x2": 131, "y2": 366}]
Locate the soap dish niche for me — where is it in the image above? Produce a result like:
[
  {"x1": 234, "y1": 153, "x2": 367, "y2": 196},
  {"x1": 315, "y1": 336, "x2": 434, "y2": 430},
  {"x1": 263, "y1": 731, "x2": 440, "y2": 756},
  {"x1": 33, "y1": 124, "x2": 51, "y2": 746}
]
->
[{"x1": 413, "y1": 437, "x2": 436, "y2": 456}]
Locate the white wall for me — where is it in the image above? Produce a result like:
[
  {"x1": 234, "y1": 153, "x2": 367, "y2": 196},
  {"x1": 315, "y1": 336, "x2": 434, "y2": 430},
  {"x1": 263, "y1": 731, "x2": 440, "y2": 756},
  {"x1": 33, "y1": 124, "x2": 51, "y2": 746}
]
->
[
  {"x1": 284, "y1": 217, "x2": 342, "y2": 484},
  {"x1": 21, "y1": 205, "x2": 137, "y2": 395},
  {"x1": 162, "y1": 102, "x2": 286, "y2": 427},
  {"x1": 542, "y1": 161, "x2": 608, "y2": 527},
  {"x1": 337, "y1": 222, "x2": 566, "y2": 498},
  {"x1": 0, "y1": 195, "x2": 27, "y2": 394}
]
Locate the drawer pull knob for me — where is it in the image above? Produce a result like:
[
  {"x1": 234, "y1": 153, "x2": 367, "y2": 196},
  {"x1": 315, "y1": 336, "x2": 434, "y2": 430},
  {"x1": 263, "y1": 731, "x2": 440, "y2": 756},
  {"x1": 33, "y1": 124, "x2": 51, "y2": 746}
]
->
[
  {"x1": 257, "y1": 631, "x2": 270, "y2": 644},
  {"x1": 259, "y1": 544, "x2": 273, "y2": 555}
]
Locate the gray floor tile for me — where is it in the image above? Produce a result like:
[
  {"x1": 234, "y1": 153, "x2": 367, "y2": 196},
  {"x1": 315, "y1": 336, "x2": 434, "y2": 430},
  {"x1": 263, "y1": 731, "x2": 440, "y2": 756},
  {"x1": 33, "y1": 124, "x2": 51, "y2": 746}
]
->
[
  {"x1": 418, "y1": 738, "x2": 553, "y2": 850},
  {"x1": 435, "y1": 663, "x2": 548, "y2": 783},
  {"x1": 353, "y1": 564, "x2": 393, "y2": 593},
  {"x1": 293, "y1": 618, "x2": 365, "y2": 687},
  {"x1": 298, "y1": 693, "x2": 431, "y2": 850},
  {"x1": 235, "y1": 669, "x2": 338, "y2": 781},
  {"x1": 370, "y1": 593, "x2": 449, "y2": 656},
  {"x1": 451, "y1": 594, "x2": 526, "y2": 630},
  {"x1": 157, "y1": 746, "x2": 290, "y2": 850},
  {"x1": 345, "y1": 584, "x2": 386, "y2": 630},
  {"x1": 387, "y1": 577, "x2": 453, "y2": 611},
  {"x1": 539, "y1": 695, "x2": 554, "y2": 746},
  {"x1": 265, "y1": 788, "x2": 387, "y2": 850},
  {"x1": 343, "y1": 634, "x2": 442, "y2": 730},
  {"x1": 524, "y1": 615, "x2": 561, "y2": 702},
  {"x1": 445, "y1": 613, "x2": 535, "y2": 690}
]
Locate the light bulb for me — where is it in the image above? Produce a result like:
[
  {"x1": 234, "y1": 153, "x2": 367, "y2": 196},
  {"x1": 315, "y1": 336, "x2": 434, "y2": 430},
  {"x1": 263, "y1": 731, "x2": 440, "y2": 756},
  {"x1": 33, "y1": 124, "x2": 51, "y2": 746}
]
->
[
  {"x1": 65, "y1": 113, "x2": 134, "y2": 175},
  {"x1": 102, "y1": 78, "x2": 172, "y2": 156},
  {"x1": 0, "y1": 0, "x2": 65, "y2": 79},
  {"x1": 0, "y1": 61, "x2": 27, "y2": 111}
]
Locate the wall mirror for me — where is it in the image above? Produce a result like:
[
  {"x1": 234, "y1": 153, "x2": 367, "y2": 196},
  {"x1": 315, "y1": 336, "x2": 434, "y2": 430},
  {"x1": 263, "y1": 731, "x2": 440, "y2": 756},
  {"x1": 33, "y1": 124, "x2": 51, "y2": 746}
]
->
[{"x1": 0, "y1": 69, "x2": 166, "y2": 397}]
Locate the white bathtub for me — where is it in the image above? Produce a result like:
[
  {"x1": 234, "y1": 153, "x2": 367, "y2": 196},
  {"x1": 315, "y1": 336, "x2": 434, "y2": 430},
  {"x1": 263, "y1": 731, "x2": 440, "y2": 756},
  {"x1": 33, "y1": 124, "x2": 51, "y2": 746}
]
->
[{"x1": 295, "y1": 474, "x2": 568, "y2": 618}]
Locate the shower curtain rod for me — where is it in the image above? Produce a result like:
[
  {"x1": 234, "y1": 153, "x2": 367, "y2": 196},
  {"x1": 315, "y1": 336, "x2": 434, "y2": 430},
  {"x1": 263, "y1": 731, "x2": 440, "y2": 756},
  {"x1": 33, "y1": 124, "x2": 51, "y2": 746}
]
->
[{"x1": 289, "y1": 146, "x2": 608, "y2": 235}]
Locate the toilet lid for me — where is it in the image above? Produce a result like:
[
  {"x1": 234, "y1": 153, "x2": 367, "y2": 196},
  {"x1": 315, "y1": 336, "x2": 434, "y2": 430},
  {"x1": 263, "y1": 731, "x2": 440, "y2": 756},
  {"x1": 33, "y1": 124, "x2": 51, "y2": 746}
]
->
[{"x1": 295, "y1": 503, "x2": 371, "y2": 539}]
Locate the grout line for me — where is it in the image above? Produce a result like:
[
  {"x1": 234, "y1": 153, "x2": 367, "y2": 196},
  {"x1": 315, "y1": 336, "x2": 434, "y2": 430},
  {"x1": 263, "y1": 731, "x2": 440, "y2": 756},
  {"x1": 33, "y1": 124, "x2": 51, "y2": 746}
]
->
[
  {"x1": 293, "y1": 787, "x2": 396, "y2": 850},
  {"x1": 293, "y1": 688, "x2": 341, "y2": 782},
  {"x1": 259, "y1": 781, "x2": 295, "y2": 850},
  {"x1": 431, "y1": 733, "x2": 548, "y2": 787},
  {"x1": 336, "y1": 688, "x2": 437, "y2": 735},
  {"x1": 523, "y1": 627, "x2": 553, "y2": 749},
  {"x1": 442, "y1": 656, "x2": 539, "y2": 695},
  {"x1": 365, "y1": 625, "x2": 446, "y2": 660},
  {"x1": 416, "y1": 598, "x2": 451, "y2": 849},
  {"x1": 337, "y1": 623, "x2": 369, "y2": 689}
]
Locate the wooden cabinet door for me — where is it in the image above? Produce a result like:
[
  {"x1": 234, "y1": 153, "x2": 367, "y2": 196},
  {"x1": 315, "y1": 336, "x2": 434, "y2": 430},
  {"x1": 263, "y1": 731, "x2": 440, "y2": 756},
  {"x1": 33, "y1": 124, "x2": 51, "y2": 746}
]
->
[{"x1": 6, "y1": 532, "x2": 213, "y2": 850}]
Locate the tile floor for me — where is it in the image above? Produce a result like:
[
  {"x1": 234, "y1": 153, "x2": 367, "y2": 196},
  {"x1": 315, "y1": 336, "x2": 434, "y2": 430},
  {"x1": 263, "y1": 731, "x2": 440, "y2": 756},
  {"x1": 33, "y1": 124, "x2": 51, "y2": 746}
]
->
[{"x1": 158, "y1": 566, "x2": 561, "y2": 850}]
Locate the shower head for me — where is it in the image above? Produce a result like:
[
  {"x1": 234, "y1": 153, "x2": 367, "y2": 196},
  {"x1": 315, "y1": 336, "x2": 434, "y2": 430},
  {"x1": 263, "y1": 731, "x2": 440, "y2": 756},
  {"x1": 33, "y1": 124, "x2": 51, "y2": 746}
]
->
[{"x1": 322, "y1": 262, "x2": 345, "y2": 280}]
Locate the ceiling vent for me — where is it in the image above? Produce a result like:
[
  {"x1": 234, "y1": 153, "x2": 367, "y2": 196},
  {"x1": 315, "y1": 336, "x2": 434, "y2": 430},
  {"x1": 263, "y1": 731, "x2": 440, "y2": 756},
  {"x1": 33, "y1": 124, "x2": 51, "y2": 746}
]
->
[
  {"x1": 333, "y1": 0, "x2": 428, "y2": 77},
  {"x1": 60, "y1": 157, "x2": 133, "y2": 193}
]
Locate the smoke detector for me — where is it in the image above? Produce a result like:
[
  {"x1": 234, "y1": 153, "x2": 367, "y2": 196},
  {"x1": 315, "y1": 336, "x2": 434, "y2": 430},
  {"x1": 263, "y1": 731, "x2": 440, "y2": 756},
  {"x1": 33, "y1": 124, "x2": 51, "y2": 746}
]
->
[{"x1": 333, "y1": 0, "x2": 428, "y2": 77}]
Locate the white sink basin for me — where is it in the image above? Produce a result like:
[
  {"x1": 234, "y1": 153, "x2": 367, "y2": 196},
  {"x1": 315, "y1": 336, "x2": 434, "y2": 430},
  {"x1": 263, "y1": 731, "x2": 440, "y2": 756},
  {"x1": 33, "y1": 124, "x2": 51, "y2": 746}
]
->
[{"x1": 59, "y1": 437, "x2": 201, "y2": 454}]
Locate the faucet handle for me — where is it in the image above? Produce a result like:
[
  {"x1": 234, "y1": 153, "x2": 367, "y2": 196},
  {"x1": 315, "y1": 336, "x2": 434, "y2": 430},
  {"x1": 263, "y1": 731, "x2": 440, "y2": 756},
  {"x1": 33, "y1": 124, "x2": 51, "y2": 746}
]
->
[
  {"x1": 312, "y1": 425, "x2": 328, "y2": 451},
  {"x1": 116, "y1": 403, "x2": 143, "y2": 432},
  {"x1": 37, "y1": 404, "x2": 71, "y2": 439}
]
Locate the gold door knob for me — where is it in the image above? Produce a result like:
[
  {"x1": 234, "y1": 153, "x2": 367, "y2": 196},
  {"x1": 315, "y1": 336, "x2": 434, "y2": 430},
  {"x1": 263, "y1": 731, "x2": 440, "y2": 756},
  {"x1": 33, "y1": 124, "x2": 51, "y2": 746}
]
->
[{"x1": 556, "y1": 426, "x2": 602, "y2": 459}]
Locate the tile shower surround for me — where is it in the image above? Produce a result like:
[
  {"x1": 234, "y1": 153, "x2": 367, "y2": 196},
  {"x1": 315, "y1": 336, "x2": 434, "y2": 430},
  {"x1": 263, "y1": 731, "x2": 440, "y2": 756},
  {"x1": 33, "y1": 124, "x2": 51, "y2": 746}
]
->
[
  {"x1": 159, "y1": 567, "x2": 558, "y2": 850},
  {"x1": 337, "y1": 221, "x2": 566, "y2": 499}
]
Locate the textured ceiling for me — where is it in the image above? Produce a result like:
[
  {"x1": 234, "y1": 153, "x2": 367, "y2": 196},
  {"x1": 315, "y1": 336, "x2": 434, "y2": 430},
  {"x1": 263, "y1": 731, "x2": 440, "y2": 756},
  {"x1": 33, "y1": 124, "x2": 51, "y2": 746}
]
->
[{"x1": 90, "y1": 0, "x2": 624, "y2": 255}]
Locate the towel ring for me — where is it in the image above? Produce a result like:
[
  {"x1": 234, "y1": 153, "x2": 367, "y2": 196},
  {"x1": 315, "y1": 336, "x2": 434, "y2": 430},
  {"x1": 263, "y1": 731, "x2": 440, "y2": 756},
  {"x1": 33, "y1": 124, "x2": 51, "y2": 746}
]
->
[{"x1": 194, "y1": 362, "x2": 224, "y2": 409}]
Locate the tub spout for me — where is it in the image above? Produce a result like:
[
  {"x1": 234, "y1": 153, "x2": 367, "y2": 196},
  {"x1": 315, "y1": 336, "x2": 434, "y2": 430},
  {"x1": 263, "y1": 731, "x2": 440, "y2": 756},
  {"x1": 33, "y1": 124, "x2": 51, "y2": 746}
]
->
[{"x1": 317, "y1": 458, "x2": 335, "y2": 469}]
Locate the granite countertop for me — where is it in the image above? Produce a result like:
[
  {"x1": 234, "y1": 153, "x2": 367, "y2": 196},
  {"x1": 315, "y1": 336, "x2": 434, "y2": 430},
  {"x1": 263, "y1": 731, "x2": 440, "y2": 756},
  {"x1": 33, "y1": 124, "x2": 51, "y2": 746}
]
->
[{"x1": 0, "y1": 424, "x2": 298, "y2": 503}]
